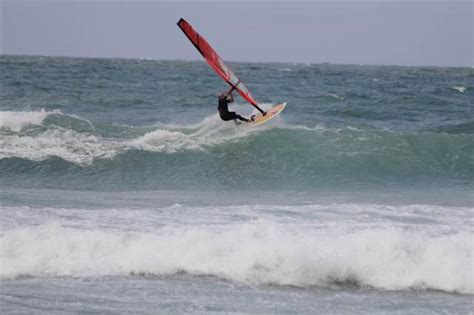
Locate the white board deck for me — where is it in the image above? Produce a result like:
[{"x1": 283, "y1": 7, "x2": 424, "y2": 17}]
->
[{"x1": 247, "y1": 103, "x2": 287, "y2": 127}]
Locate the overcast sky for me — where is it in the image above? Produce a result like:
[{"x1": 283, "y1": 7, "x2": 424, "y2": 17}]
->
[{"x1": 2, "y1": 1, "x2": 472, "y2": 67}]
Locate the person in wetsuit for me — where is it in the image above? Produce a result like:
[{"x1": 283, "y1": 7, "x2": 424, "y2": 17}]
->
[{"x1": 218, "y1": 91, "x2": 252, "y2": 123}]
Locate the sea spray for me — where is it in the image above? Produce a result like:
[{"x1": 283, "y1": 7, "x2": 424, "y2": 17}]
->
[{"x1": 0, "y1": 110, "x2": 56, "y2": 132}]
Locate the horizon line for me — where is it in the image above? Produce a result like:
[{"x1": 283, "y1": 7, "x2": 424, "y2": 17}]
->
[{"x1": 1, "y1": 53, "x2": 472, "y2": 70}]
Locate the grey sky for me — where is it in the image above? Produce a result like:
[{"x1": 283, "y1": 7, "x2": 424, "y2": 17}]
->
[{"x1": 2, "y1": 1, "x2": 472, "y2": 67}]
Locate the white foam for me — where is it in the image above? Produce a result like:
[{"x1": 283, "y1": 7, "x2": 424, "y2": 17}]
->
[
  {"x1": 0, "y1": 107, "x2": 325, "y2": 164},
  {"x1": 452, "y1": 86, "x2": 466, "y2": 93},
  {"x1": 0, "y1": 129, "x2": 121, "y2": 164},
  {"x1": 1, "y1": 221, "x2": 472, "y2": 293},
  {"x1": 0, "y1": 110, "x2": 57, "y2": 132},
  {"x1": 129, "y1": 111, "x2": 264, "y2": 153},
  {"x1": 0, "y1": 111, "x2": 268, "y2": 164},
  {"x1": 327, "y1": 93, "x2": 344, "y2": 100}
]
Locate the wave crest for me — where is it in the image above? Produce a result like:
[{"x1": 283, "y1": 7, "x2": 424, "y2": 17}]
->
[
  {"x1": 0, "y1": 110, "x2": 58, "y2": 132},
  {"x1": 0, "y1": 110, "x2": 266, "y2": 164},
  {"x1": 1, "y1": 222, "x2": 472, "y2": 294}
]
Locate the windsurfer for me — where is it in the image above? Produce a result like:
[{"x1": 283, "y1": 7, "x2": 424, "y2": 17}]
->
[{"x1": 218, "y1": 89, "x2": 254, "y2": 123}]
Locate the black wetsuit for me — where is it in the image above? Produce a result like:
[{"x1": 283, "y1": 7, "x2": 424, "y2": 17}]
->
[{"x1": 218, "y1": 98, "x2": 249, "y2": 122}]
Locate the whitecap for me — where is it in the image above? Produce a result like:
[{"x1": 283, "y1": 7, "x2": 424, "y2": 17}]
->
[
  {"x1": 327, "y1": 93, "x2": 344, "y2": 100},
  {"x1": 452, "y1": 86, "x2": 466, "y2": 93},
  {"x1": 0, "y1": 109, "x2": 59, "y2": 132}
]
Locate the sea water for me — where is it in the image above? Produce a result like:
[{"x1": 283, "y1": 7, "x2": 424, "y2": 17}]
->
[{"x1": 1, "y1": 55, "x2": 473, "y2": 314}]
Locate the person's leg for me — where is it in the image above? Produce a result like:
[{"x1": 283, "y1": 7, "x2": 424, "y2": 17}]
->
[
  {"x1": 221, "y1": 112, "x2": 249, "y2": 122},
  {"x1": 235, "y1": 114, "x2": 249, "y2": 122},
  {"x1": 220, "y1": 113, "x2": 234, "y2": 121},
  {"x1": 229, "y1": 112, "x2": 249, "y2": 122}
]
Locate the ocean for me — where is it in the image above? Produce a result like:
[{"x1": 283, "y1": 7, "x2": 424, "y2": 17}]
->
[{"x1": 0, "y1": 55, "x2": 472, "y2": 314}]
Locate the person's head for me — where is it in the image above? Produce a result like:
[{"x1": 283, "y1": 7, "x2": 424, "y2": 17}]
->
[{"x1": 226, "y1": 93, "x2": 234, "y2": 103}]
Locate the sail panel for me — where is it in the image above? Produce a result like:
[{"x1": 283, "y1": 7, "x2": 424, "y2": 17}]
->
[{"x1": 177, "y1": 18, "x2": 259, "y2": 107}]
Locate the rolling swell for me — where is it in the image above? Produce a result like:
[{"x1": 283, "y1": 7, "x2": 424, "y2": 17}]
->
[{"x1": 1, "y1": 110, "x2": 472, "y2": 190}]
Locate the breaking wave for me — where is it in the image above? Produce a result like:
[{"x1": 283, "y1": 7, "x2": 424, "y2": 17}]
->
[
  {"x1": 1, "y1": 221, "x2": 472, "y2": 294},
  {"x1": 0, "y1": 110, "x2": 262, "y2": 164},
  {"x1": 1, "y1": 110, "x2": 472, "y2": 190},
  {"x1": 0, "y1": 109, "x2": 55, "y2": 132}
]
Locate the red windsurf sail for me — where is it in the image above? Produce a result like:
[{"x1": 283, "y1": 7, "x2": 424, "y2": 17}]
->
[{"x1": 177, "y1": 18, "x2": 261, "y2": 110}]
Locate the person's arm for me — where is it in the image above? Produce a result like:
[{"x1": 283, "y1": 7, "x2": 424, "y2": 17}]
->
[{"x1": 225, "y1": 86, "x2": 235, "y2": 97}]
